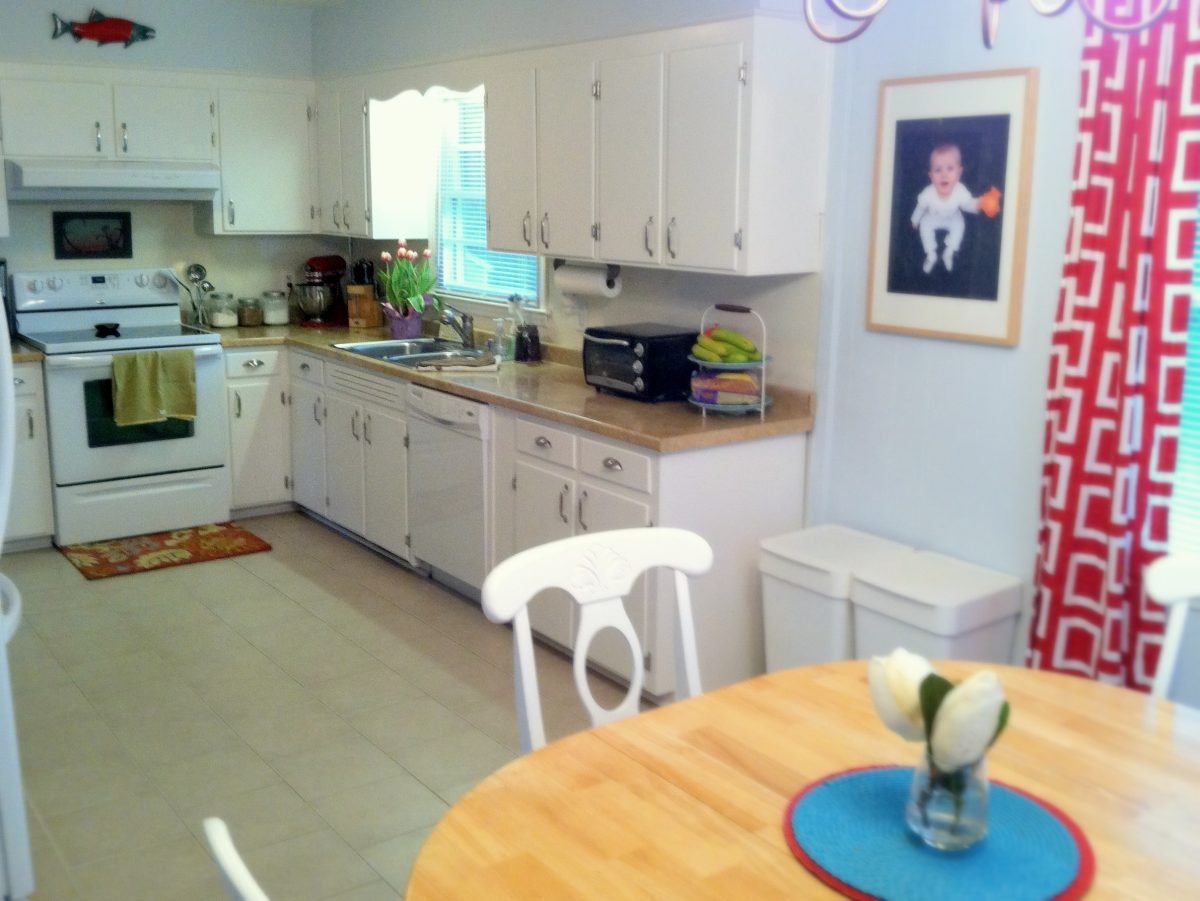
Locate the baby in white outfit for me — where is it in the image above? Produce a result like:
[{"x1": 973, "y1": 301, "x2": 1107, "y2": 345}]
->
[{"x1": 910, "y1": 144, "x2": 980, "y2": 274}]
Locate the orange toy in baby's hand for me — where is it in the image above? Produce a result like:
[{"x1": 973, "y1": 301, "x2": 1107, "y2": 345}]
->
[{"x1": 978, "y1": 186, "x2": 1002, "y2": 218}]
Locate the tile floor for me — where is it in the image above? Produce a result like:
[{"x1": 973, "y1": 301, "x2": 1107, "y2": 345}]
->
[{"x1": 3, "y1": 512, "x2": 630, "y2": 900}]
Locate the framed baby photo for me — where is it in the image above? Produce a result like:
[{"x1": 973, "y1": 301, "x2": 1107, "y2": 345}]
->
[{"x1": 866, "y1": 69, "x2": 1037, "y2": 346}]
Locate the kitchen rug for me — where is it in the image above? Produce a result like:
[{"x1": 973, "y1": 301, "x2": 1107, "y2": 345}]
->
[{"x1": 59, "y1": 522, "x2": 271, "y2": 580}]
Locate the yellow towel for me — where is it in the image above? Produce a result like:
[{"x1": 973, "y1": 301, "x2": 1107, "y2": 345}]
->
[{"x1": 112, "y1": 350, "x2": 196, "y2": 427}]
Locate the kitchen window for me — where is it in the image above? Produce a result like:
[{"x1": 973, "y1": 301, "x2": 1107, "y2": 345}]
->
[{"x1": 435, "y1": 87, "x2": 541, "y2": 309}]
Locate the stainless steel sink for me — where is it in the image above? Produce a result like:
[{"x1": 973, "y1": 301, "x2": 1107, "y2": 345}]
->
[
  {"x1": 332, "y1": 338, "x2": 491, "y2": 368},
  {"x1": 332, "y1": 338, "x2": 463, "y2": 362}
]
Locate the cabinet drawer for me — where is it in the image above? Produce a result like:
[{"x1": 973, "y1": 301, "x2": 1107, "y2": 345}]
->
[
  {"x1": 516, "y1": 418, "x2": 576, "y2": 468},
  {"x1": 578, "y1": 438, "x2": 651, "y2": 493},
  {"x1": 11, "y1": 364, "x2": 42, "y2": 398},
  {"x1": 290, "y1": 353, "x2": 324, "y2": 385},
  {"x1": 225, "y1": 349, "x2": 284, "y2": 379}
]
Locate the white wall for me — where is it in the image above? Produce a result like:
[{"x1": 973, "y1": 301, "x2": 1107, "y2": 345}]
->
[
  {"x1": 807, "y1": 2, "x2": 1086, "y2": 653},
  {"x1": 0, "y1": 1, "x2": 313, "y2": 77}
]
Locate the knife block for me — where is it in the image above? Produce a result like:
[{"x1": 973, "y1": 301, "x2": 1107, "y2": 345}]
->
[{"x1": 347, "y1": 284, "x2": 382, "y2": 329}]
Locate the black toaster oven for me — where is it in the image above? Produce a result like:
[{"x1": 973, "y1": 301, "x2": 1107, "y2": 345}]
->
[{"x1": 582, "y1": 323, "x2": 696, "y2": 402}]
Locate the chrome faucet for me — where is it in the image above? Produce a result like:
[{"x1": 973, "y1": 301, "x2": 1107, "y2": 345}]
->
[{"x1": 439, "y1": 305, "x2": 475, "y2": 349}]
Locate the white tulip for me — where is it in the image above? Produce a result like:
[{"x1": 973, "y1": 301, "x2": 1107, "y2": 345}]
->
[
  {"x1": 868, "y1": 648, "x2": 934, "y2": 741},
  {"x1": 929, "y1": 670, "x2": 1006, "y2": 771}
]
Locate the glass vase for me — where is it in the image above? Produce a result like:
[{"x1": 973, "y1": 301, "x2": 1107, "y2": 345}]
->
[{"x1": 905, "y1": 751, "x2": 988, "y2": 851}]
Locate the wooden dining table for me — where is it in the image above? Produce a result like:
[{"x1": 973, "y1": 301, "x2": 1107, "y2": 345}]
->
[{"x1": 405, "y1": 661, "x2": 1200, "y2": 898}]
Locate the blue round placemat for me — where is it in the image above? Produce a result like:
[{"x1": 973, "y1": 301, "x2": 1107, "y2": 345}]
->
[{"x1": 784, "y1": 766, "x2": 1093, "y2": 901}]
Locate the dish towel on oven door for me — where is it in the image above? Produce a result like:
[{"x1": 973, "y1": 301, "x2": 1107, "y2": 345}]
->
[{"x1": 112, "y1": 350, "x2": 197, "y2": 426}]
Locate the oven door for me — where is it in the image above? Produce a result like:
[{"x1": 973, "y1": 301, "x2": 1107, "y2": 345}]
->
[{"x1": 43, "y1": 346, "x2": 227, "y2": 486}]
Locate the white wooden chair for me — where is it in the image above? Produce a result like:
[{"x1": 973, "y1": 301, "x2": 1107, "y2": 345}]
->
[
  {"x1": 482, "y1": 526, "x2": 713, "y2": 752},
  {"x1": 203, "y1": 817, "x2": 269, "y2": 901},
  {"x1": 1144, "y1": 553, "x2": 1200, "y2": 700}
]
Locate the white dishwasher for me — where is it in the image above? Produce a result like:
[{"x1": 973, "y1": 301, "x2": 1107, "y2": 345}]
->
[{"x1": 407, "y1": 384, "x2": 492, "y2": 594}]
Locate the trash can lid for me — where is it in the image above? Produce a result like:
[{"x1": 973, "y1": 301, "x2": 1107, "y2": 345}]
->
[
  {"x1": 851, "y1": 550, "x2": 1022, "y2": 636},
  {"x1": 760, "y1": 524, "x2": 915, "y2": 599}
]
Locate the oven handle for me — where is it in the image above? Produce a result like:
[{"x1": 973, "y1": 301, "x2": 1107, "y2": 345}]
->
[
  {"x1": 44, "y1": 347, "x2": 223, "y2": 369},
  {"x1": 582, "y1": 334, "x2": 631, "y2": 347}
]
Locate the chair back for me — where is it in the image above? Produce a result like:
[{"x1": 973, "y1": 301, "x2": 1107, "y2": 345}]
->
[
  {"x1": 1144, "y1": 553, "x2": 1200, "y2": 700},
  {"x1": 483, "y1": 527, "x2": 713, "y2": 752},
  {"x1": 203, "y1": 817, "x2": 270, "y2": 901}
]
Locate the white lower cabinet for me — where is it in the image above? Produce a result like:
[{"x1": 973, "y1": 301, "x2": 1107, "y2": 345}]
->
[
  {"x1": 501, "y1": 411, "x2": 808, "y2": 697},
  {"x1": 288, "y1": 355, "x2": 326, "y2": 514},
  {"x1": 5, "y1": 363, "x2": 53, "y2": 542},
  {"x1": 226, "y1": 349, "x2": 291, "y2": 510}
]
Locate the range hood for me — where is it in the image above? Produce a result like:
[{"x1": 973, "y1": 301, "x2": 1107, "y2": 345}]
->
[{"x1": 4, "y1": 158, "x2": 221, "y2": 201}]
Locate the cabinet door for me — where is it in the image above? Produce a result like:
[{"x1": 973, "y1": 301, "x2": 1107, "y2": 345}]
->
[
  {"x1": 366, "y1": 90, "x2": 437, "y2": 240},
  {"x1": 576, "y1": 483, "x2": 650, "y2": 681},
  {"x1": 289, "y1": 380, "x2": 326, "y2": 513},
  {"x1": 597, "y1": 53, "x2": 663, "y2": 264},
  {"x1": 363, "y1": 407, "x2": 409, "y2": 560},
  {"x1": 217, "y1": 88, "x2": 312, "y2": 233},
  {"x1": 339, "y1": 86, "x2": 369, "y2": 237},
  {"x1": 324, "y1": 393, "x2": 365, "y2": 535},
  {"x1": 665, "y1": 42, "x2": 743, "y2": 271},
  {"x1": 113, "y1": 84, "x2": 213, "y2": 161},
  {"x1": 513, "y1": 460, "x2": 575, "y2": 649},
  {"x1": 315, "y1": 83, "x2": 343, "y2": 234},
  {"x1": 0, "y1": 79, "x2": 111, "y2": 158},
  {"x1": 535, "y1": 60, "x2": 596, "y2": 259},
  {"x1": 484, "y1": 69, "x2": 537, "y2": 253},
  {"x1": 5, "y1": 389, "x2": 53, "y2": 541},
  {"x1": 228, "y1": 378, "x2": 291, "y2": 509}
]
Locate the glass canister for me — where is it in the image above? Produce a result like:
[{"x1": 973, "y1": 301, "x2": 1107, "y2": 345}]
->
[
  {"x1": 261, "y1": 290, "x2": 289, "y2": 325},
  {"x1": 204, "y1": 292, "x2": 238, "y2": 328},
  {"x1": 237, "y1": 297, "x2": 264, "y2": 328}
]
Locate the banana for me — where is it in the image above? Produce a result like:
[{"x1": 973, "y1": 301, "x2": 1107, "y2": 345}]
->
[
  {"x1": 744, "y1": 350, "x2": 763, "y2": 362},
  {"x1": 724, "y1": 351, "x2": 749, "y2": 363},
  {"x1": 710, "y1": 327, "x2": 757, "y2": 354},
  {"x1": 695, "y1": 334, "x2": 733, "y2": 357},
  {"x1": 691, "y1": 343, "x2": 722, "y2": 362}
]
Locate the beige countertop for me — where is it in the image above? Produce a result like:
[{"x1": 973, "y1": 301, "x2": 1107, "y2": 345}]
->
[
  {"x1": 226, "y1": 325, "x2": 813, "y2": 453},
  {"x1": 9, "y1": 340, "x2": 43, "y2": 363}
]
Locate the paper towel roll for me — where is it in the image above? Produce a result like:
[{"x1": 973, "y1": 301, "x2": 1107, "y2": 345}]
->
[{"x1": 554, "y1": 263, "x2": 622, "y2": 299}]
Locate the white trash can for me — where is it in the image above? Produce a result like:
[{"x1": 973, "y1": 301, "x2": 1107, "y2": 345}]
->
[
  {"x1": 760, "y1": 525, "x2": 915, "y2": 671},
  {"x1": 851, "y1": 550, "x2": 1022, "y2": 663}
]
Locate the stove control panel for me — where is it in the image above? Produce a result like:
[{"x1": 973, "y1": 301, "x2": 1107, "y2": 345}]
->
[{"x1": 13, "y1": 268, "x2": 178, "y2": 311}]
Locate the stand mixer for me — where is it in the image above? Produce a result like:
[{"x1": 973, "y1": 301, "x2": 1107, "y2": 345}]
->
[{"x1": 294, "y1": 255, "x2": 347, "y2": 328}]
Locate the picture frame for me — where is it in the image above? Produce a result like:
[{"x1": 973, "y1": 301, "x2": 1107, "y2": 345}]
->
[
  {"x1": 866, "y1": 69, "x2": 1037, "y2": 346},
  {"x1": 52, "y1": 211, "x2": 132, "y2": 260}
]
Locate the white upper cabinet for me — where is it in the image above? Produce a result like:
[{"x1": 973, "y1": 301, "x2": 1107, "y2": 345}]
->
[
  {"x1": 0, "y1": 79, "x2": 213, "y2": 162},
  {"x1": 534, "y1": 60, "x2": 596, "y2": 260},
  {"x1": 597, "y1": 53, "x2": 663, "y2": 265},
  {"x1": 484, "y1": 68, "x2": 537, "y2": 254},
  {"x1": 213, "y1": 86, "x2": 313, "y2": 234},
  {"x1": 664, "y1": 42, "x2": 743, "y2": 272},
  {"x1": 483, "y1": 15, "x2": 831, "y2": 275},
  {"x1": 316, "y1": 84, "x2": 372, "y2": 237},
  {"x1": 367, "y1": 89, "x2": 438, "y2": 241},
  {"x1": 315, "y1": 82, "x2": 345, "y2": 234}
]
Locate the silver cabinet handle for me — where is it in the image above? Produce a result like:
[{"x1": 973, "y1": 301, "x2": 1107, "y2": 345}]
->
[
  {"x1": 313, "y1": 399, "x2": 322, "y2": 424},
  {"x1": 243, "y1": 359, "x2": 265, "y2": 369},
  {"x1": 603, "y1": 457, "x2": 624, "y2": 471},
  {"x1": 578, "y1": 490, "x2": 589, "y2": 531},
  {"x1": 12, "y1": 377, "x2": 24, "y2": 387},
  {"x1": 121, "y1": 122, "x2": 128, "y2": 153},
  {"x1": 535, "y1": 435, "x2": 552, "y2": 449},
  {"x1": 228, "y1": 199, "x2": 236, "y2": 226},
  {"x1": 364, "y1": 413, "x2": 372, "y2": 445},
  {"x1": 522, "y1": 211, "x2": 532, "y2": 247},
  {"x1": 644, "y1": 216, "x2": 655, "y2": 257},
  {"x1": 332, "y1": 201, "x2": 341, "y2": 229},
  {"x1": 559, "y1": 484, "x2": 569, "y2": 524},
  {"x1": 299, "y1": 362, "x2": 310, "y2": 371},
  {"x1": 540, "y1": 212, "x2": 550, "y2": 249},
  {"x1": 234, "y1": 391, "x2": 242, "y2": 418},
  {"x1": 25, "y1": 409, "x2": 34, "y2": 439},
  {"x1": 342, "y1": 200, "x2": 351, "y2": 230},
  {"x1": 95, "y1": 120, "x2": 102, "y2": 153},
  {"x1": 350, "y1": 410, "x2": 360, "y2": 440},
  {"x1": 667, "y1": 217, "x2": 677, "y2": 259}
]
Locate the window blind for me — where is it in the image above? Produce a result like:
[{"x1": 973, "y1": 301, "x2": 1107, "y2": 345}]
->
[
  {"x1": 436, "y1": 89, "x2": 539, "y2": 305},
  {"x1": 1168, "y1": 198, "x2": 1200, "y2": 552}
]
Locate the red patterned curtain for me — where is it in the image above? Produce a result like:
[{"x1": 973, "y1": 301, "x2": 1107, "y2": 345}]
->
[{"x1": 1029, "y1": 1, "x2": 1200, "y2": 690}]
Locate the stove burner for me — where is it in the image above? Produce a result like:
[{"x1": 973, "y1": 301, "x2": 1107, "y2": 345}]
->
[{"x1": 95, "y1": 322, "x2": 121, "y2": 338}]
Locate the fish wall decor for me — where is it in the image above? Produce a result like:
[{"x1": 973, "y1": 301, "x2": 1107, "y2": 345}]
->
[{"x1": 51, "y1": 9, "x2": 156, "y2": 47}]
